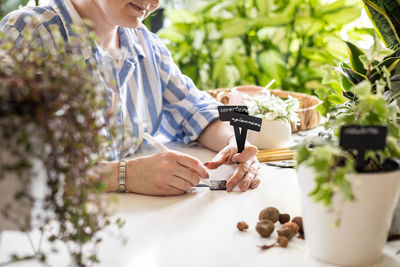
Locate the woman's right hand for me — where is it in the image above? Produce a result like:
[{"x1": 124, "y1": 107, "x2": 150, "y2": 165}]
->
[{"x1": 125, "y1": 151, "x2": 209, "y2": 196}]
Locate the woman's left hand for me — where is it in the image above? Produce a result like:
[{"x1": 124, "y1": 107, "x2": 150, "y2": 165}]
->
[{"x1": 204, "y1": 140, "x2": 261, "y2": 192}]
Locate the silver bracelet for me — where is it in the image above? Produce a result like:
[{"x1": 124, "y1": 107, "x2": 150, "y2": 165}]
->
[{"x1": 118, "y1": 160, "x2": 126, "y2": 193}]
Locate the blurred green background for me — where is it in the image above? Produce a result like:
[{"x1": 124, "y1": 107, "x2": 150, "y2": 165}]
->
[{"x1": 0, "y1": 0, "x2": 383, "y2": 114}]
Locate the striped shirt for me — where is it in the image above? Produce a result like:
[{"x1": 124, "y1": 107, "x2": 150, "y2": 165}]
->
[{"x1": 0, "y1": 0, "x2": 220, "y2": 160}]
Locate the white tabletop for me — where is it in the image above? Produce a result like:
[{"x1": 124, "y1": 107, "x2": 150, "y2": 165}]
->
[{"x1": 1, "y1": 142, "x2": 399, "y2": 267}]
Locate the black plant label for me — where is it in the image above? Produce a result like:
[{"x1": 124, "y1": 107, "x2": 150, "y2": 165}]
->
[
  {"x1": 218, "y1": 105, "x2": 248, "y2": 121},
  {"x1": 230, "y1": 113, "x2": 262, "y2": 132},
  {"x1": 340, "y1": 125, "x2": 387, "y2": 150}
]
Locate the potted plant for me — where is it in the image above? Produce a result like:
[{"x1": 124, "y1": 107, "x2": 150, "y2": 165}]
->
[
  {"x1": 0, "y1": 20, "x2": 123, "y2": 266},
  {"x1": 245, "y1": 91, "x2": 300, "y2": 149},
  {"x1": 296, "y1": 80, "x2": 400, "y2": 266}
]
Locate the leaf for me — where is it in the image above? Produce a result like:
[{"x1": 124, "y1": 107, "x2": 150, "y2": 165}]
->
[
  {"x1": 363, "y1": 0, "x2": 400, "y2": 48},
  {"x1": 251, "y1": 15, "x2": 292, "y2": 29},
  {"x1": 322, "y1": 6, "x2": 361, "y2": 26},
  {"x1": 220, "y1": 18, "x2": 249, "y2": 38},
  {"x1": 256, "y1": 0, "x2": 272, "y2": 15},
  {"x1": 295, "y1": 17, "x2": 325, "y2": 37},
  {"x1": 350, "y1": 80, "x2": 372, "y2": 97},
  {"x1": 164, "y1": 9, "x2": 199, "y2": 25},
  {"x1": 345, "y1": 41, "x2": 367, "y2": 75},
  {"x1": 158, "y1": 26, "x2": 186, "y2": 42}
]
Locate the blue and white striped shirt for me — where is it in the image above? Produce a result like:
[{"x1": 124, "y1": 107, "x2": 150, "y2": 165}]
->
[{"x1": 0, "y1": 0, "x2": 220, "y2": 160}]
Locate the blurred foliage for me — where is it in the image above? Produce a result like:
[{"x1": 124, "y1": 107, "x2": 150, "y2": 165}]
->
[
  {"x1": 159, "y1": 0, "x2": 367, "y2": 114},
  {"x1": 0, "y1": 0, "x2": 30, "y2": 19},
  {"x1": 0, "y1": 20, "x2": 122, "y2": 266}
]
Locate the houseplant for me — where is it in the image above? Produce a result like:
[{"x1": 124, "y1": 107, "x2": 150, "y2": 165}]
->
[
  {"x1": 245, "y1": 91, "x2": 300, "y2": 149},
  {"x1": 296, "y1": 81, "x2": 400, "y2": 266},
  {"x1": 0, "y1": 20, "x2": 123, "y2": 266},
  {"x1": 159, "y1": 0, "x2": 363, "y2": 115}
]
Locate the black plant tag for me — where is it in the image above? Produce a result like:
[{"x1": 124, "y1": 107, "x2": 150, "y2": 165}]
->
[
  {"x1": 230, "y1": 113, "x2": 262, "y2": 132},
  {"x1": 340, "y1": 125, "x2": 387, "y2": 150},
  {"x1": 218, "y1": 106, "x2": 248, "y2": 121},
  {"x1": 229, "y1": 113, "x2": 262, "y2": 153},
  {"x1": 340, "y1": 125, "x2": 387, "y2": 171}
]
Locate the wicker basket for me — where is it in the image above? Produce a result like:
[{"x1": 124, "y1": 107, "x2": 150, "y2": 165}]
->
[{"x1": 206, "y1": 87, "x2": 322, "y2": 132}]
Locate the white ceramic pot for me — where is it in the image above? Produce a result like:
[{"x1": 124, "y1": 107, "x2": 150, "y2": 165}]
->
[
  {"x1": 297, "y1": 165, "x2": 400, "y2": 266},
  {"x1": 247, "y1": 119, "x2": 291, "y2": 149}
]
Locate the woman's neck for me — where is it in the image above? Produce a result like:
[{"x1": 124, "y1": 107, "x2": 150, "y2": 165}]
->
[{"x1": 70, "y1": 0, "x2": 120, "y2": 49}]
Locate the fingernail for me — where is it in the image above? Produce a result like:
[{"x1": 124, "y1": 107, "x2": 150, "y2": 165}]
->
[
  {"x1": 227, "y1": 183, "x2": 234, "y2": 192},
  {"x1": 241, "y1": 182, "x2": 248, "y2": 191},
  {"x1": 251, "y1": 181, "x2": 258, "y2": 188}
]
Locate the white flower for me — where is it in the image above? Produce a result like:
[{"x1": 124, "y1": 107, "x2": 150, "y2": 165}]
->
[{"x1": 245, "y1": 93, "x2": 301, "y2": 125}]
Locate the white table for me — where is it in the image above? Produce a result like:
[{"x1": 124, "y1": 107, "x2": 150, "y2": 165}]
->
[{"x1": 1, "y1": 142, "x2": 399, "y2": 267}]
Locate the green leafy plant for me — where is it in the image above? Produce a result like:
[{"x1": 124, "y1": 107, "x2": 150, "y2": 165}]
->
[
  {"x1": 159, "y1": 0, "x2": 363, "y2": 115},
  {"x1": 0, "y1": 20, "x2": 123, "y2": 266},
  {"x1": 333, "y1": 37, "x2": 400, "y2": 108},
  {"x1": 362, "y1": 0, "x2": 400, "y2": 49},
  {"x1": 246, "y1": 92, "x2": 300, "y2": 125},
  {"x1": 296, "y1": 81, "x2": 400, "y2": 208}
]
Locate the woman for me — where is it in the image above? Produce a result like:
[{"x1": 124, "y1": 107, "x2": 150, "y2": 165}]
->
[{"x1": 0, "y1": 0, "x2": 261, "y2": 195}]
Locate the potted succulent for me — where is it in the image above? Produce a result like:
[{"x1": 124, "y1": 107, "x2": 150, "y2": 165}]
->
[
  {"x1": 245, "y1": 91, "x2": 301, "y2": 149},
  {"x1": 296, "y1": 81, "x2": 400, "y2": 266},
  {"x1": 0, "y1": 21, "x2": 122, "y2": 266}
]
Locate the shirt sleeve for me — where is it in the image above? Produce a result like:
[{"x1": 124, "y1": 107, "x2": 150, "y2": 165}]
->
[{"x1": 152, "y1": 35, "x2": 222, "y2": 144}]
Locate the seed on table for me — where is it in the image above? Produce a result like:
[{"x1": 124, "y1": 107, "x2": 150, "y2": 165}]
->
[
  {"x1": 259, "y1": 207, "x2": 280, "y2": 223},
  {"x1": 278, "y1": 213, "x2": 290, "y2": 224},
  {"x1": 237, "y1": 221, "x2": 249, "y2": 231},
  {"x1": 256, "y1": 219, "x2": 274, "y2": 237}
]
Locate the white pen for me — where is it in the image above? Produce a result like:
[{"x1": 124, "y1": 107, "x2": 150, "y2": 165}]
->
[{"x1": 143, "y1": 133, "x2": 212, "y2": 187}]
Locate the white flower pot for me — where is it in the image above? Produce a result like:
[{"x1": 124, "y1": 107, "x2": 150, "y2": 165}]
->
[
  {"x1": 297, "y1": 165, "x2": 400, "y2": 266},
  {"x1": 247, "y1": 119, "x2": 291, "y2": 149}
]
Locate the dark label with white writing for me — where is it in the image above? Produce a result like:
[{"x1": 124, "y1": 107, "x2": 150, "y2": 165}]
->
[
  {"x1": 218, "y1": 106, "x2": 248, "y2": 121},
  {"x1": 229, "y1": 113, "x2": 262, "y2": 132},
  {"x1": 339, "y1": 125, "x2": 387, "y2": 150}
]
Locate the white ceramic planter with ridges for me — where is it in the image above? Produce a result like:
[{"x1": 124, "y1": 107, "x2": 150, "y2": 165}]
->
[{"x1": 297, "y1": 165, "x2": 400, "y2": 266}]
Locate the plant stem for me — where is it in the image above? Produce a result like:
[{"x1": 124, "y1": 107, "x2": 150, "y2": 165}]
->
[{"x1": 35, "y1": 0, "x2": 39, "y2": 6}]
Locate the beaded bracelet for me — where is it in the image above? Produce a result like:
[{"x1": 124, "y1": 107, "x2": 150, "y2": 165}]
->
[{"x1": 118, "y1": 160, "x2": 126, "y2": 193}]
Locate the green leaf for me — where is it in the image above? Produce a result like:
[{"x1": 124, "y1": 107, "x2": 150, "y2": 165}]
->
[
  {"x1": 345, "y1": 41, "x2": 367, "y2": 75},
  {"x1": 256, "y1": 0, "x2": 272, "y2": 15},
  {"x1": 322, "y1": 6, "x2": 361, "y2": 25},
  {"x1": 220, "y1": 18, "x2": 249, "y2": 38},
  {"x1": 164, "y1": 9, "x2": 199, "y2": 24},
  {"x1": 350, "y1": 80, "x2": 372, "y2": 96},
  {"x1": 251, "y1": 15, "x2": 292, "y2": 29},
  {"x1": 295, "y1": 17, "x2": 325, "y2": 37},
  {"x1": 158, "y1": 26, "x2": 186, "y2": 42},
  {"x1": 363, "y1": 0, "x2": 400, "y2": 48}
]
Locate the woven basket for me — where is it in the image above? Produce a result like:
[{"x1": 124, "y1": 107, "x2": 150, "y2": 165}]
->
[{"x1": 206, "y1": 87, "x2": 322, "y2": 132}]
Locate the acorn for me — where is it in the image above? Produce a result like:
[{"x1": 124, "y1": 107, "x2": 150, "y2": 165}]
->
[
  {"x1": 292, "y1": 216, "x2": 303, "y2": 234},
  {"x1": 256, "y1": 219, "x2": 274, "y2": 238},
  {"x1": 277, "y1": 226, "x2": 296, "y2": 240},
  {"x1": 237, "y1": 221, "x2": 249, "y2": 231},
  {"x1": 278, "y1": 213, "x2": 290, "y2": 224},
  {"x1": 277, "y1": 235, "x2": 289, "y2": 248},
  {"x1": 259, "y1": 207, "x2": 280, "y2": 223},
  {"x1": 283, "y1": 222, "x2": 299, "y2": 234}
]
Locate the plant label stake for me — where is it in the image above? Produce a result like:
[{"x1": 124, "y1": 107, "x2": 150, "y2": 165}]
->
[
  {"x1": 339, "y1": 125, "x2": 387, "y2": 171},
  {"x1": 218, "y1": 106, "x2": 258, "y2": 153}
]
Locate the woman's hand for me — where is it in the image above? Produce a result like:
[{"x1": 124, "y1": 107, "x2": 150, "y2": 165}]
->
[
  {"x1": 125, "y1": 150, "x2": 209, "y2": 196},
  {"x1": 204, "y1": 140, "x2": 261, "y2": 192}
]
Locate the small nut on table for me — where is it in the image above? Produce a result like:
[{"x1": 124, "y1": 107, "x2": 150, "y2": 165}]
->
[
  {"x1": 291, "y1": 216, "x2": 303, "y2": 234},
  {"x1": 237, "y1": 221, "x2": 249, "y2": 231},
  {"x1": 277, "y1": 226, "x2": 296, "y2": 240},
  {"x1": 278, "y1": 213, "x2": 290, "y2": 224},
  {"x1": 256, "y1": 219, "x2": 274, "y2": 237},
  {"x1": 259, "y1": 207, "x2": 280, "y2": 223},
  {"x1": 277, "y1": 236, "x2": 289, "y2": 248}
]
